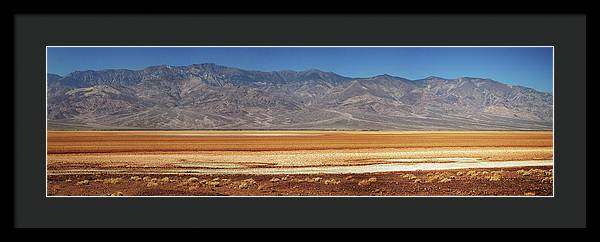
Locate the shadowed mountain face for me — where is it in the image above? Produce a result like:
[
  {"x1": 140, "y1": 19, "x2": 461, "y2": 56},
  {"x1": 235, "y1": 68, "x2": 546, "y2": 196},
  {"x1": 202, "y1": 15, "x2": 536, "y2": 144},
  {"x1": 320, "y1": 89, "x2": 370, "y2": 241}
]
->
[{"x1": 47, "y1": 63, "x2": 553, "y2": 130}]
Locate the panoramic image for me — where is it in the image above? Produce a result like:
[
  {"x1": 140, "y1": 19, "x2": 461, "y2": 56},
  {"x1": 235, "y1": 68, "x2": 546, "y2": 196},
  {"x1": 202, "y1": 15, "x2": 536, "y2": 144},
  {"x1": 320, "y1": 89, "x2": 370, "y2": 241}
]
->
[{"x1": 46, "y1": 47, "x2": 553, "y2": 196}]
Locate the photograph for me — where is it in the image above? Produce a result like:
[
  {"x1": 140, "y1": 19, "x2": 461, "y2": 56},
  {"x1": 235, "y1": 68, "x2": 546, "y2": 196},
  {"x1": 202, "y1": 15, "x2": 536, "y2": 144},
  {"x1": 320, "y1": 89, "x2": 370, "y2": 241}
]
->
[{"x1": 46, "y1": 46, "x2": 554, "y2": 197}]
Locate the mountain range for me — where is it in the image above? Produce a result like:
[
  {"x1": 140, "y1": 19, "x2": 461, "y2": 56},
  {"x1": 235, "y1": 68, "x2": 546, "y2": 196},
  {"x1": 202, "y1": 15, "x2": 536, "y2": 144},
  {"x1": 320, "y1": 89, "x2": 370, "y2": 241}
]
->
[{"x1": 47, "y1": 63, "x2": 553, "y2": 130}]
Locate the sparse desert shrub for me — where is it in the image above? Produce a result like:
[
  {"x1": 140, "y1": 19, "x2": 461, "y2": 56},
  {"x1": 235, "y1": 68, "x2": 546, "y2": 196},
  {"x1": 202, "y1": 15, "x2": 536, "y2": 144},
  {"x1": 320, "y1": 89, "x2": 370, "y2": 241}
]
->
[
  {"x1": 103, "y1": 178, "x2": 122, "y2": 184},
  {"x1": 402, "y1": 174, "x2": 417, "y2": 180},
  {"x1": 130, "y1": 176, "x2": 142, "y2": 181},
  {"x1": 427, "y1": 173, "x2": 453, "y2": 183},
  {"x1": 466, "y1": 170, "x2": 478, "y2": 177},
  {"x1": 323, "y1": 179, "x2": 340, "y2": 185},
  {"x1": 425, "y1": 174, "x2": 439, "y2": 183},
  {"x1": 518, "y1": 169, "x2": 545, "y2": 176},
  {"x1": 142, "y1": 176, "x2": 152, "y2": 181},
  {"x1": 488, "y1": 171, "x2": 503, "y2": 181},
  {"x1": 77, "y1": 180, "x2": 89, "y2": 185},
  {"x1": 521, "y1": 169, "x2": 549, "y2": 177},
  {"x1": 358, "y1": 177, "x2": 376, "y2": 186},
  {"x1": 146, "y1": 181, "x2": 158, "y2": 187},
  {"x1": 187, "y1": 177, "x2": 199, "y2": 183},
  {"x1": 270, "y1": 178, "x2": 280, "y2": 182},
  {"x1": 238, "y1": 178, "x2": 257, "y2": 189},
  {"x1": 160, "y1": 177, "x2": 170, "y2": 182},
  {"x1": 295, "y1": 177, "x2": 324, "y2": 183},
  {"x1": 489, "y1": 175, "x2": 501, "y2": 181}
]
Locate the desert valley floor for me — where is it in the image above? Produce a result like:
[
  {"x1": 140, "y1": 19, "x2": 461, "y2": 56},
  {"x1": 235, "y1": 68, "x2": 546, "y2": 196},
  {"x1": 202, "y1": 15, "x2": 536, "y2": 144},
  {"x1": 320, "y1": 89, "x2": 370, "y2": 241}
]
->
[{"x1": 47, "y1": 130, "x2": 553, "y2": 196}]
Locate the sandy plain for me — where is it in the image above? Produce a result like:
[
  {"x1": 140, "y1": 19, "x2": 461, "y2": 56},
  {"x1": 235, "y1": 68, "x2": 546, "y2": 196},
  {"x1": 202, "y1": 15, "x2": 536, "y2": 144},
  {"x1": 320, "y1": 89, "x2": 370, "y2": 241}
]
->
[{"x1": 47, "y1": 130, "x2": 553, "y2": 196}]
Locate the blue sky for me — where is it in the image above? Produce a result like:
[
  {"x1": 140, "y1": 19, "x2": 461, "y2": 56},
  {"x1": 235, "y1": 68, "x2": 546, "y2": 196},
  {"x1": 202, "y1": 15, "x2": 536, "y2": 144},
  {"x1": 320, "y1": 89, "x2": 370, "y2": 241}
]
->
[{"x1": 47, "y1": 47, "x2": 553, "y2": 92}]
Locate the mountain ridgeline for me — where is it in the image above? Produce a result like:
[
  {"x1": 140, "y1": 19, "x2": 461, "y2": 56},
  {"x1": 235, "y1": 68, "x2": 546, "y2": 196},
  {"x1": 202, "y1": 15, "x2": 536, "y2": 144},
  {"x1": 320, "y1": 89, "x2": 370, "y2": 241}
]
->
[{"x1": 47, "y1": 63, "x2": 553, "y2": 130}]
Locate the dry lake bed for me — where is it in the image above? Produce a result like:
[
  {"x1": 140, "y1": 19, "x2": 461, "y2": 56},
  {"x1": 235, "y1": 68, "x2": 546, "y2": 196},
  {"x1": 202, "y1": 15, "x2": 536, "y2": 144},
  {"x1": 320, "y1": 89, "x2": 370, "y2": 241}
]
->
[{"x1": 47, "y1": 130, "x2": 553, "y2": 196}]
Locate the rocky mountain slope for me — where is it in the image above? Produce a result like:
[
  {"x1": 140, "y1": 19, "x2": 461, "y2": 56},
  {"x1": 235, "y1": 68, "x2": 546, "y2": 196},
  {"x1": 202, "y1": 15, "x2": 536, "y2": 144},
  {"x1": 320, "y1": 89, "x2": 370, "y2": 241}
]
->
[{"x1": 47, "y1": 63, "x2": 553, "y2": 130}]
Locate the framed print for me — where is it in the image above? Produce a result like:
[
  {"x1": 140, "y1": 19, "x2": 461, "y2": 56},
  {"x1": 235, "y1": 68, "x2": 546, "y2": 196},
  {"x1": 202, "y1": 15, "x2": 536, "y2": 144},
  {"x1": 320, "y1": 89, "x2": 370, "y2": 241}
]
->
[{"x1": 14, "y1": 14, "x2": 586, "y2": 228}]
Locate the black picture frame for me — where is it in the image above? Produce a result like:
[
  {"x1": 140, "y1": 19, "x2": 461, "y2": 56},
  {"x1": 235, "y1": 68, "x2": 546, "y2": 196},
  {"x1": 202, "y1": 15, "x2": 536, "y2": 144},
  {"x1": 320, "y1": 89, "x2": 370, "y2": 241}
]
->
[{"x1": 14, "y1": 14, "x2": 586, "y2": 228}]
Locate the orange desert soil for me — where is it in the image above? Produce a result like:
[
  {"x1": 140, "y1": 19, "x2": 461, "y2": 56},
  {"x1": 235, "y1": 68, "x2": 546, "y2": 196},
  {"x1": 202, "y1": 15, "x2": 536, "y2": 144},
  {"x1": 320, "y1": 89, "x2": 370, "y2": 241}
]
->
[{"x1": 47, "y1": 131, "x2": 553, "y2": 196}]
